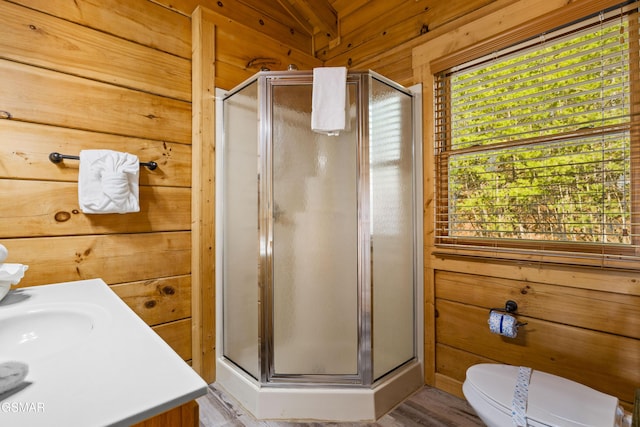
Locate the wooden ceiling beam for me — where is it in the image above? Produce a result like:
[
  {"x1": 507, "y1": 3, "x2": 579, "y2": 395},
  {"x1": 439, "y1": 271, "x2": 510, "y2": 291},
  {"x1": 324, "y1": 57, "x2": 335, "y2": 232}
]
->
[
  {"x1": 275, "y1": 0, "x2": 315, "y2": 35},
  {"x1": 277, "y1": 0, "x2": 338, "y2": 39}
]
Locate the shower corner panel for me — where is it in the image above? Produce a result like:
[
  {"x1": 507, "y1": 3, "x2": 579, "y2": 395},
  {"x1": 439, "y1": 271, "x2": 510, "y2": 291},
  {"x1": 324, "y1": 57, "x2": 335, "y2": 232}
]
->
[
  {"x1": 372, "y1": 361, "x2": 423, "y2": 419},
  {"x1": 218, "y1": 69, "x2": 424, "y2": 421}
]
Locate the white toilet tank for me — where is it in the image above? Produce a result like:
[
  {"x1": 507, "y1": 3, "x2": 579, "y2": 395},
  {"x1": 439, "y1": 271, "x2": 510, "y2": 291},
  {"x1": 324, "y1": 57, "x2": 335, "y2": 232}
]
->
[{"x1": 463, "y1": 364, "x2": 627, "y2": 427}]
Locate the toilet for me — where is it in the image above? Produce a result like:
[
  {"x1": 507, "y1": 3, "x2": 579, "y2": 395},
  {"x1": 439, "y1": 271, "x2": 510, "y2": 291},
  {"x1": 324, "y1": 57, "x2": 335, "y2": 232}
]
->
[{"x1": 463, "y1": 364, "x2": 631, "y2": 427}]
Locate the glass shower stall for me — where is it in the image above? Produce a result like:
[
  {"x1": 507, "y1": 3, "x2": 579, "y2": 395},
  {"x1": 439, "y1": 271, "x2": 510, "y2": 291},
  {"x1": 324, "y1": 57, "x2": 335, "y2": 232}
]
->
[{"x1": 216, "y1": 70, "x2": 423, "y2": 421}]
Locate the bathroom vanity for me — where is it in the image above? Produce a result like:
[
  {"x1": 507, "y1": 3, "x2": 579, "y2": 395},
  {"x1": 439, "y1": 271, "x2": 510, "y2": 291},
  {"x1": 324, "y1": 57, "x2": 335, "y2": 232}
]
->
[{"x1": 0, "y1": 279, "x2": 207, "y2": 426}]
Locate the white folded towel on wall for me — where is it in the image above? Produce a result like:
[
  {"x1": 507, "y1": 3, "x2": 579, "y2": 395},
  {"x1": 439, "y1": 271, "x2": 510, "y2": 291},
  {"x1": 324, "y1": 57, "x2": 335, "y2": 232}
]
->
[
  {"x1": 78, "y1": 149, "x2": 140, "y2": 214},
  {"x1": 311, "y1": 67, "x2": 349, "y2": 136}
]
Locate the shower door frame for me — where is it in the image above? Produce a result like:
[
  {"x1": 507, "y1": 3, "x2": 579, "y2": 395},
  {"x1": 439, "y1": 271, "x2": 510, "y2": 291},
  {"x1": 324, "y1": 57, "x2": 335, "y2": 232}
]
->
[
  {"x1": 219, "y1": 70, "x2": 421, "y2": 389},
  {"x1": 258, "y1": 71, "x2": 371, "y2": 386}
]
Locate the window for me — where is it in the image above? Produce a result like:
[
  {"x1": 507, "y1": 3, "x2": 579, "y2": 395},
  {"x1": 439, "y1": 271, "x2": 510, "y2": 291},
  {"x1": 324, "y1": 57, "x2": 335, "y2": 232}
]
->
[{"x1": 434, "y1": 2, "x2": 640, "y2": 259}]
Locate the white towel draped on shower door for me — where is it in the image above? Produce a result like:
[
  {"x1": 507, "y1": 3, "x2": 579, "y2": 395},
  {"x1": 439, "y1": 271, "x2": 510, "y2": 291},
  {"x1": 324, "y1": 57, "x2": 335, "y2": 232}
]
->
[{"x1": 311, "y1": 67, "x2": 349, "y2": 136}]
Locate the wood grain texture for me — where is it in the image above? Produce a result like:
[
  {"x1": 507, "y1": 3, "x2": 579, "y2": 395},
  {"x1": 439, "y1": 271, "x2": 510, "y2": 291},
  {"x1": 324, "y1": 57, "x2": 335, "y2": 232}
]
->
[
  {"x1": 434, "y1": 372, "x2": 466, "y2": 399},
  {"x1": 0, "y1": 0, "x2": 196, "y2": 367},
  {"x1": 326, "y1": 0, "x2": 521, "y2": 87},
  {"x1": 430, "y1": 0, "x2": 627, "y2": 74},
  {"x1": 351, "y1": 51, "x2": 415, "y2": 87},
  {"x1": 0, "y1": 180, "x2": 191, "y2": 237},
  {"x1": 110, "y1": 276, "x2": 192, "y2": 326},
  {"x1": 414, "y1": 3, "x2": 640, "y2": 402},
  {"x1": 153, "y1": 318, "x2": 193, "y2": 360},
  {"x1": 11, "y1": 0, "x2": 191, "y2": 59},
  {"x1": 431, "y1": 256, "x2": 640, "y2": 295},
  {"x1": 0, "y1": 1, "x2": 191, "y2": 101},
  {"x1": 0, "y1": 60, "x2": 191, "y2": 144},
  {"x1": 436, "y1": 270, "x2": 640, "y2": 339},
  {"x1": 153, "y1": 0, "x2": 313, "y2": 55},
  {"x1": 132, "y1": 399, "x2": 198, "y2": 427},
  {"x1": 191, "y1": 6, "x2": 217, "y2": 383},
  {"x1": 316, "y1": 0, "x2": 435, "y2": 61},
  {"x1": 413, "y1": 0, "x2": 605, "y2": 68},
  {"x1": 212, "y1": 13, "x2": 322, "y2": 81},
  {"x1": 5, "y1": 232, "x2": 191, "y2": 287},
  {"x1": 212, "y1": 61, "x2": 255, "y2": 93},
  {"x1": 436, "y1": 299, "x2": 639, "y2": 405},
  {"x1": 0, "y1": 121, "x2": 191, "y2": 187},
  {"x1": 435, "y1": 344, "x2": 492, "y2": 384}
]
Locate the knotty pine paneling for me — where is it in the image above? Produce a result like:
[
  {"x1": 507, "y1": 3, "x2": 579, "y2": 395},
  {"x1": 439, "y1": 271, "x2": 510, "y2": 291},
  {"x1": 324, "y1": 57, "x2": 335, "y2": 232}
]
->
[
  {"x1": 436, "y1": 298, "x2": 639, "y2": 405},
  {"x1": 111, "y1": 276, "x2": 192, "y2": 327},
  {"x1": 0, "y1": 1, "x2": 190, "y2": 102},
  {"x1": 436, "y1": 270, "x2": 640, "y2": 340},
  {"x1": 0, "y1": 0, "x2": 192, "y2": 359},
  {"x1": 322, "y1": 18, "x2": 424, "y2": 71},
  {"x1": 0, "y1": 180, "x2": 190, "y2": 237},
  {"x1": 156, "y1": 0, "x2": 313, "y2": 55},
  {"x1": 319, "y1": 0, "x2": 496, "y2": 74},
  {"x1": 11, "y1": 0, "x2": 191, "y2": 59},
  {"x1": 213, "y1": 61, "x2": 255, "y2": 95},
  {"x1": 415, "y1": 1, "x2": 640, "y2": 410},
  {"x1": 5, "y1": 232, "x2": 191, "y2": 287},
  {"x1": 316, "y1": 0, "x2": 432, "y2": 61},
  {"x1": 154, "y1": 318, "x2": 193, "y2": 360},
  {"x1": 132, "y1": 400, "x2": 198, "y2": 427},
  {"x1": 0, "y1": 0, "x2": 330, "y2": 376},
  {"x1": 0, "y1": 0, "x2": 195, "y2": 365},
  {"x1": 431, "y1": 255, "x2": 640, "y2": 295},
  {"x1": 324, "y1": 0, "x2": 515, "y2": 85},
  {"x1": 209, "y1": 10, "x2": 322, "y2": 90},
  {"x1": 330, "y1": 0, "x2": 368, "y2": 21},
  {"x1": 0, "y1": 121, "x2": 191, "y2": 187},
  {"x1": 435, "y1": 344, "x2": 491, "y2": 382},
  {"x1": 0, "y1": 60, "x2": 191, "y2": 144},
  {"x1": 344, "y1": 45, "x2": 415, "y2": 87}
]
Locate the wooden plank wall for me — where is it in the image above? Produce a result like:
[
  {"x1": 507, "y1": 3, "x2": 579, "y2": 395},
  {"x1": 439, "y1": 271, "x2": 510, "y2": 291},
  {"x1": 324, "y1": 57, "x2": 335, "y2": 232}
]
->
[
  {"x1": 0, "y1": 0, "x2": 317, "y2": 384},
  {"x1": 413, "y1": 0, "x2": 640, "y2": 410},
  {"x1": 314, "y1": 0, "x2": 514, "y2": 86},
  {"x1": 7, "y1": 0, "x2": 637, "y2": 411},
  {"x1": 323, "y1": 0, "x2": 502, "y2": 87},
  {"x1": 155, "y1": 0, "x2": 501, "y2": 87},
  {"x1": 0, "y1": 0, "x2": 194, "y2": 362},
  {"x1": 152, "y1": 0, "x2": 321, "y2": 90}
]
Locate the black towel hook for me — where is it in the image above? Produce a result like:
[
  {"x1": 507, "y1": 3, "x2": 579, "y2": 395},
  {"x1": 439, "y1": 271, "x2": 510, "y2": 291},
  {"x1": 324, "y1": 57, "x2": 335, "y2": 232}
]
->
[
  {"x1": 49, "y1": 152, "x2": 158, "y2": 171},
  {"x1": 504, "y1": 300, "x2": 518, "y2": 313},
  {"x1": 489, "y1": 299, "x2": 519, "y2": 314}
]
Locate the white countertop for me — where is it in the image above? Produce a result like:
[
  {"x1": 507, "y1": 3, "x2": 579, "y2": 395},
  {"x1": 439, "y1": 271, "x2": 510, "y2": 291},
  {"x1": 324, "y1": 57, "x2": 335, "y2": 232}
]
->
[{"x1": 0, "y1": 279, "x2": 207, "y2": 426}]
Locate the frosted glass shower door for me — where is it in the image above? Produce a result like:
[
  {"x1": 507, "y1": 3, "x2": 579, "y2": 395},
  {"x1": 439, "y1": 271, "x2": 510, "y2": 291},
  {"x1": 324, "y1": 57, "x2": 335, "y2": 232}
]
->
[
  {"x1": 222, "y1": 81, "x2": 259, "y2": 379},
  {"x1": 370, "y1": 77, "x2": 415, "y2": 381},
  {"x1": 270, "y1": 83, "x2": 359, "y2": 378}
]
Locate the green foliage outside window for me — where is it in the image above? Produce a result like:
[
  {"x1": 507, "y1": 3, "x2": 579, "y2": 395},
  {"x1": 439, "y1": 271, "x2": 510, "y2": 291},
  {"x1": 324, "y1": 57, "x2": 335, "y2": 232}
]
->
[{"x1": 441, "y1": 16, "x2": 633, "y2": 246}]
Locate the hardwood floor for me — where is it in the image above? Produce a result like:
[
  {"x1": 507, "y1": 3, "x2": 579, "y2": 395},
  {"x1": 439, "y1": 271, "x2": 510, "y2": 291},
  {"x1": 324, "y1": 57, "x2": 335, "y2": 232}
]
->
[{"x1": 197, "y1": 383, "x2": 485, "y2": 426}]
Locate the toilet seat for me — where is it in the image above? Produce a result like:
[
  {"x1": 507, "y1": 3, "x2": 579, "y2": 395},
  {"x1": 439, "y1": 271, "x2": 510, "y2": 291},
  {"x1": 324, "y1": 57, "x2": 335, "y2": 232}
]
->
[{"x1": 464, "y1": 364, "x2": 621, "y2": 427}]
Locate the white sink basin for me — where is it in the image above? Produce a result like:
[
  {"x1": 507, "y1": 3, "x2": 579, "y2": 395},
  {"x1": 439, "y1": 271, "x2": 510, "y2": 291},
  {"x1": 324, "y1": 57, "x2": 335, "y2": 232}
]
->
[
  {"x1": 0, "y1": 303, "x2": 108, "y2": 362},
  {"x1": 0, "y1": 279, "x2": 207, "y2": 427}
]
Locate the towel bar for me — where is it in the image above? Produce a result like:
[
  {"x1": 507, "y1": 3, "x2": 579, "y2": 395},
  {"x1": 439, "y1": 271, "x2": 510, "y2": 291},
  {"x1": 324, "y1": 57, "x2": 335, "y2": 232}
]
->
[{"x1": 49, "y1": 152, "x2": 158, "y2": 170}]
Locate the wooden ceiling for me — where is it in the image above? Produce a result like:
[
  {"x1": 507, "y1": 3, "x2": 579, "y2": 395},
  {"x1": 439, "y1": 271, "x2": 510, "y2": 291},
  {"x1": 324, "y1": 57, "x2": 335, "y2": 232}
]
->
[{"x1": 200, "y1": 0, "x2": 498, "y2": 67}]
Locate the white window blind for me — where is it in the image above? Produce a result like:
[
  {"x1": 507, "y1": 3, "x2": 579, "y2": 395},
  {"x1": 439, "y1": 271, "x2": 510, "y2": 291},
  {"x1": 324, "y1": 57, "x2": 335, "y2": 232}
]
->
[{"x1": 434, "y1": 2, "x2": 640, "y2": 258}]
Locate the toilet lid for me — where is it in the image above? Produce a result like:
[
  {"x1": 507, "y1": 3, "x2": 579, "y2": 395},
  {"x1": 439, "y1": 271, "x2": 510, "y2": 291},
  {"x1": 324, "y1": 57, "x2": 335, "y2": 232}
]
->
[{"x1": 466, "y1": 364, "x2": 620, "y2": 427}]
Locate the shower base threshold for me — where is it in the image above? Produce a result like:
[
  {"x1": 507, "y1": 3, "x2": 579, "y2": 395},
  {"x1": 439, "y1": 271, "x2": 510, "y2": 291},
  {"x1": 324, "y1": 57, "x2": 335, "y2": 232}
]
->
[{"x1": 215, "y1": 359, "x2": 423, "y2": 422}]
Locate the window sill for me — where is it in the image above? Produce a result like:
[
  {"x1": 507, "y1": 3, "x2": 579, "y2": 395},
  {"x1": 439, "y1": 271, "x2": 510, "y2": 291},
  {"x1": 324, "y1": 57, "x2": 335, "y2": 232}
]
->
[{"x1": 430, "y1": 244, "x2": 640, "y2": 273}]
